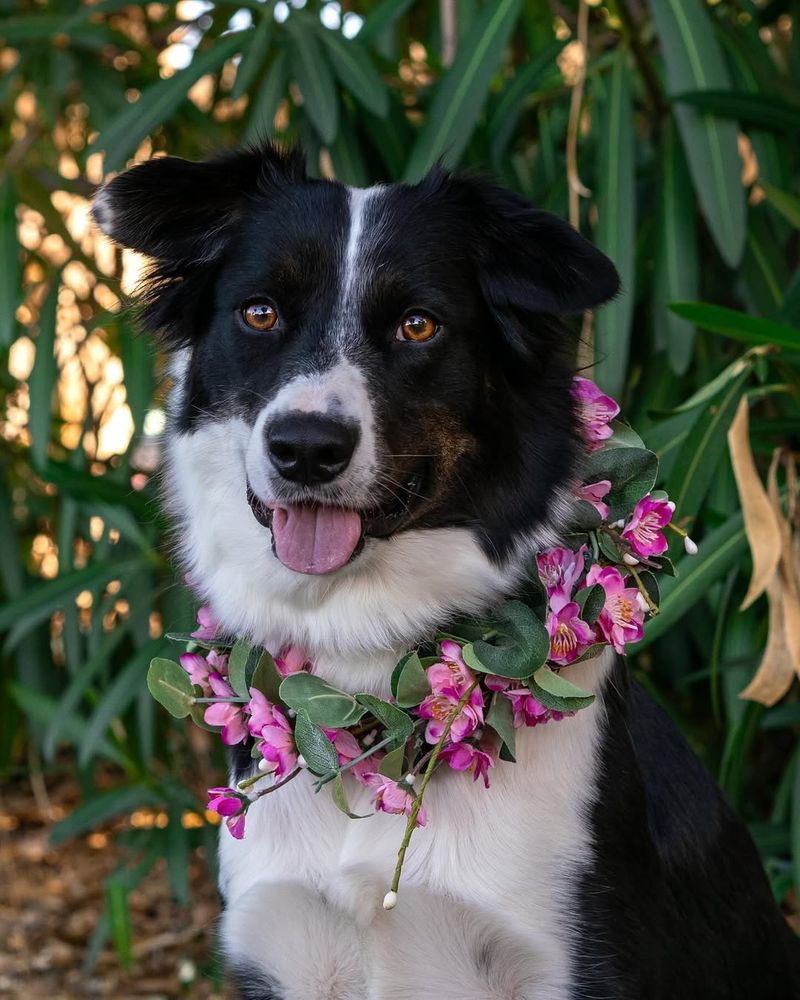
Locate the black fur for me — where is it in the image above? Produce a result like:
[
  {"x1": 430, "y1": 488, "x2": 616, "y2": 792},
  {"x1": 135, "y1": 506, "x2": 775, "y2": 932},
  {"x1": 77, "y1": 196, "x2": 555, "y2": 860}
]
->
[
  {"x1": 230, "y1": 962, "x2": 285, "y2": 1000},
  {"x1": 575, "y1": 658, "x2": 800, "y2": 999}
]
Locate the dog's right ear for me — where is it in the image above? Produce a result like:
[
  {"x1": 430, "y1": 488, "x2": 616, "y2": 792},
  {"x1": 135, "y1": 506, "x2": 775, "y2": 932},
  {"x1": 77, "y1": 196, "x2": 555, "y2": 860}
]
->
[{"x1": 91, "y1": 144, "x2": 306, "y2": 263}]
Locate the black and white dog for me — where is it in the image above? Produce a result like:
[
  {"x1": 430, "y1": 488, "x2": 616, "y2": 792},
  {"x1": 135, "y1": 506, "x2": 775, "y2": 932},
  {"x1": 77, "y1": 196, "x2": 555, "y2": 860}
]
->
[{"x1": 94, "y1": 144, "x2": 799, "y2": 999}]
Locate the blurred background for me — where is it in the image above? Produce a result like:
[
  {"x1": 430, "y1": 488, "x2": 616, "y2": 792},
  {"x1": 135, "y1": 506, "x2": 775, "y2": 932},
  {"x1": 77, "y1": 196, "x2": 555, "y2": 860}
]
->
[{"x1": 1, "y1": 0, "x2": 799, "y2": 996}]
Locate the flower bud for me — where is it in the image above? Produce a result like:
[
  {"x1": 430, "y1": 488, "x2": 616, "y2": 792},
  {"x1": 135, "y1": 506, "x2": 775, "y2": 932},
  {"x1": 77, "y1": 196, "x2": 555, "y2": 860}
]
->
[
  {"x1": 178, "y1": 959, "x2": 196, "y2": 985},
  {"x1": 383, "y1": 891, "x2": 398, "y2": 910},
  {"x1": 257, "y1": 758, "x2": 271, "y2": 773},
  {"x1": 297, "y1": 755, "x2": 308, "y2": 769},
  {"x1": 684, "y1": 536, "x2": 698, "y2": 556},
  {"x1": 623, "y1": 553, "x2": 639, "y2": 566}
]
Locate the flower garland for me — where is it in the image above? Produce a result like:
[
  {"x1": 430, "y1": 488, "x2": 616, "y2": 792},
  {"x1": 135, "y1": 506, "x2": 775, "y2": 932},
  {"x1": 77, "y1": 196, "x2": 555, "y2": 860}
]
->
[{"x1": 147, "y1": 376, "x2": 697, "y2": 907}]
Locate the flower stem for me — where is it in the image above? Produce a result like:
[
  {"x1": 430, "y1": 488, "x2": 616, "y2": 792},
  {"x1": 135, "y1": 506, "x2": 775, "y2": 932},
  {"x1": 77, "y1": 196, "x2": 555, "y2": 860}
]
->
[
  {"x1": 626, "y1": 562, "x2": 660, "y2": 616},
  {"x1": 387, "y1": 680, "x2": 479, "y2": 900},
  {"x1": 191, "y1": 696, "x2": 249, "y2": 704},
  {"x1": 251, "y1": 767, "x2": 301, "y2": 799},
  {"x1": 598, "y1": 525, "x2": 660, "y2": 570}
]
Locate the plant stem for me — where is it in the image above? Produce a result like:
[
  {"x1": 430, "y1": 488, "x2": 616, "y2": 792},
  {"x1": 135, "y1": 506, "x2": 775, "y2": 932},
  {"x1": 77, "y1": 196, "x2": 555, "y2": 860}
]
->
[
  {"x1": 191, "y1": 696, "x2": 248, "y2": 704},
  {"x1": 388, "y1": 681, "x2": 479, "y2": 898},
  {"x1": 626, "y1": 562, "x2": 660, "y2": 616}
]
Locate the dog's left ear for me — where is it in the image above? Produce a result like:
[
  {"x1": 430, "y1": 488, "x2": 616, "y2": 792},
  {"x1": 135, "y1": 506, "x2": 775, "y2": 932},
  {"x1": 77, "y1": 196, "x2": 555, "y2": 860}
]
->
[{"x1": 456, "y1": 178, "x2": 619, "y2": 334}]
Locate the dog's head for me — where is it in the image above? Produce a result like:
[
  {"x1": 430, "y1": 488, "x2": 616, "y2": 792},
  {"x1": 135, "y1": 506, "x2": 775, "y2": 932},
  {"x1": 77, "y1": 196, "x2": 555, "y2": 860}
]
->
[{"x1": 94, "y1": 144, "x2": 618, "y2": 659}]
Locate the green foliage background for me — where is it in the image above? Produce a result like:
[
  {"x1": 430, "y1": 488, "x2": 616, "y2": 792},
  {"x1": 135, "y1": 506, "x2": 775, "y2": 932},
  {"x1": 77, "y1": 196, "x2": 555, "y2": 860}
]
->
[{"x1": 2, "y1": 0, "x2": 800, "y2": 970}]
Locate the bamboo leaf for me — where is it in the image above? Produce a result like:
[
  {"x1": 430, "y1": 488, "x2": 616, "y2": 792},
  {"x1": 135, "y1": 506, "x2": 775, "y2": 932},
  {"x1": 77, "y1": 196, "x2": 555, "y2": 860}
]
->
[
  {"x1": 654, "y1": 121, "x2": 697, "y2": 374},
  {"x1": 244, "y1": 49, "x2": 288, "y2": 143},
  {"x1": 673, "y1": 90, "x2": 800, "y2": 133},
  {"x1": 593, "y1": 52, "x2": 636, "y2": 398},
  {"x1": 49, "y1": 785, "x2": 158, "y2": 846},
  {"x1": 668, "y1": 302, "x2": 800, "y2": 351},
  {"x1": 231, "y1": 12, "x2": 273, "y2": 100},
  {"x1": 357, "y1": 0, "x2": 415, "y2": 45},
  {"x1": 317, "y1": 26, "x2": 389, "y2": 117},
  {"x1": 0, "y1": 173, "x2": 20, "y2": 347},
  {"x1": 403, "y1": 0, "x2": 523, "y2": 182},
  {"x1": 760, "y1": 183, "x2": 800, "y2": 230},
  {"x1": 28, "y1": 273, "x2": 60, "y2": 470},
  {"x1": 650, "y1": 0, "x2": 746, "y2": 267},
  {"x1": 90, "y1": 32, "x2": 248, "y2": 171},
  {"x1": 287, "y1": 21, "x2": 339, "y2": 144}
]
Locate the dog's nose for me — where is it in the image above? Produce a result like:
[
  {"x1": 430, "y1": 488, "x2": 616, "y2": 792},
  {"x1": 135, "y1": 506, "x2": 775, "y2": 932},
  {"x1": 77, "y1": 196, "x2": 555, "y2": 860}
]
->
[{"x1": 266, "y1": 413, "x2": 359, "y2": 485}]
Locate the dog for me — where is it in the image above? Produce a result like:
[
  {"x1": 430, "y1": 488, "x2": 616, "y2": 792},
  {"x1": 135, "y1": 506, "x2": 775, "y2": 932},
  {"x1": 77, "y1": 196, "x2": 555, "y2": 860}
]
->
[{"x1": 93, "y1": 143, "x2": 800, "y2": 999}]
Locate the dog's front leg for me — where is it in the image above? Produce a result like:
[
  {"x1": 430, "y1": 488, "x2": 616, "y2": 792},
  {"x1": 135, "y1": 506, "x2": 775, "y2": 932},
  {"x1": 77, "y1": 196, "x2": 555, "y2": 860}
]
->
[{"x1": 222, "y1": 880, "x2": 367, "y2": 1000}]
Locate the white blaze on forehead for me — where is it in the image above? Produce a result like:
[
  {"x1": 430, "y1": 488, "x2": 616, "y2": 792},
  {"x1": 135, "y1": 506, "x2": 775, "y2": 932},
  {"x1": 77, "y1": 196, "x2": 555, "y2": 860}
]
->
[{"x1": 342, "y1": 185, "x2": 383, "y2": 306}]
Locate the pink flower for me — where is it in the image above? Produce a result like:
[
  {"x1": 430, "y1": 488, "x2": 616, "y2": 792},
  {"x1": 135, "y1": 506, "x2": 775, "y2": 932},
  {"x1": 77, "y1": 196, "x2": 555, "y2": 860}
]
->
[
  {"x1": 203, "y1": 673, "x2": 248, "y2": 745},
  {"x1": 275, "y1": 645, "x2": 311, "y2": 677},
  {"x1": 253, "y1": 704, "x2": 297, "y2": 780},
  {"x1": 586, "y1": 565, "x2": 645, "y2": 653},
  {"x1": 179, "y1": 652, "x2": 213, "y2": 696},
  {"x1": 536, "y1": 546, "x2": 587, "y2": 603},
  {"x1": 576, "y1": 480, "x2": 611, "y2": 520},
  {"x1": 572, "y1": 377, "x2": 620, "y2": 452},
  {"x1": 321, "y1": 727, "x2": 376, "y2": 784},
  {"x1": 363, "y1": 773, "x2": 426, "y2": 826},
  {"x1": 621, "y1": 495, "x2": 672, "y2": 558},
  {"x1": 485, "y1": 674, "x2": 512, "y2": 692},
  {"x1": 206, "y1": 787, "x2": 247, "y2": 839},
  {"x1": 417, "y1": 646, "x2": 484, "y2": 745},
  {"x1": 246, "y1": 688, "x2": 277, "y2": 736},
  {"x1": 546, "y1": 601, "x2": 595, "y2": 665},
  {"x1": 439, "y1": 741, "x2": 496, "y2": 788},
  {"x1": 504, "y1": 689, "x2": 572, "y2": 729},
  {"x1": 191, "y1": 605, "x2": 219, "y2": 641}
]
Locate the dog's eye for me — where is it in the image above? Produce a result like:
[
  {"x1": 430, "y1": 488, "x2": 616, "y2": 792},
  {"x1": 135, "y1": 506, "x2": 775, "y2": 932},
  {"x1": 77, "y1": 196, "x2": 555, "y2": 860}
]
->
[
  {"x1": 242, "y1": 300, "x2": 278, "y2": 332},
  {"x1": 397, "y1": 312, "x2": 439, "y2": 343}
]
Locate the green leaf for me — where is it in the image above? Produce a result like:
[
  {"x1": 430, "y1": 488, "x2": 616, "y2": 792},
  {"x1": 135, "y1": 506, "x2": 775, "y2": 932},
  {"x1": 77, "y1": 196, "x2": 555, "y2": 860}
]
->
[
  {"x1": 654, "y1": 121, "x2": 697, "y2": 375},
  {"x1": 50, "y1": 785, "x2": 158, "y2": 847},
  {"x1": 378, "y1": 744, "x2": 407, "y2": 781},
  {"x1": 604, "y1": 420, "x2": 645, "y2": 450},
  {"x1": 317, "y1": 26, "x2": 388, "y2": 117},
  {"x1": 575, "y1": 585, "x2": 605, "y2": 626},
  {"x1": 392, "y1": 650, "x2": 432, "y2": 707},
  {"x1": 227, "y1": 640, "x2": 253, "y2": 697},
  {"x1": 231, "y1": 12, "x2": 273, "y2": 100},
  {"x1": 486, "y1": 693, "x2": 516, "y2": 761},
  {"x1": 464, "y1": 601, "x2": 550, "y2": 679},
  {"x1": 106, "y1": 879, "x2": 133, "y2": 969},
  {"x1": 669, "y1": 302, "x2": 800, "y2": 351},
  {"x1": 330, "y1": 773, "x2": 371, "y2": 818},
  {"x1": 650, "y1": 0, "x2": 745, "y2": 266},
  {"x1": 355, "y1": 694, "x2": 414, "y2": 747},
  {"x1": 279, "y1": 672, "x2": 365, "y2": 728},
  {"x1": 530, "y1": 667, "x2": 595, "y2": 711},
  {"x1": 287, "y1": 21, "x2": 339, "y2": 144},
  {"x1": 0, "y1": 173, "x2": 20, "y2": 347},
  {"x1": 357, "y1": 0, "x2": 415, "y2": 45},
  {"x1": 597, "y1": 529, "x2": 623, "y2": 564},
  {"x1": 90, "y1": 31, "x2": 248, "y2": 171},
  {"x1": 593, "y1": 51, "x2": 636, "y2": 399},
  {"x1": 28, "y1": 273, "x2": 60, "y2": 470},
  {"x1": 760, "y1": 183, "x2": 800, "y2": 230},
  {"x1": 403, "y1": 0, "x2": 523, "y2": 181},
  {"x1": 294, "y1": 710, "x2": 339, "y2": 776},
  {"x1": 0, "y1": 557, "x2": 145, "y2": 648},
  {"x1": 146, "y1": 657, "x2": 194, "y2": 719},
  {"x1": 244, "y1": 49, "x2": 288, "y2": 143},
  {"x1": 584, "y1": 447, "x2": 658, "y2": 522},
  {"x1": 250, "y1": 650, "x2": 283, "y2": 704},
  {"x1": 672, "y1": 90, "x2": 800, "y2": 133},
  {"x1": 633, "y1": 510, "x2": 747, "y2": 648},
  {"x1": 666, "y1": 368, "x2": 748, "y2": 522}
]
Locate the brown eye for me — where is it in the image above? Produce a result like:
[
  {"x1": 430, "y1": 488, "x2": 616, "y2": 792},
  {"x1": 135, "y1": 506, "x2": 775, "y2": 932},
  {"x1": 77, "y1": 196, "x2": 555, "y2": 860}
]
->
[
  {"x1": 397, "y1": 312, "x2": 439, "y2": 343},
  {"x1": 242, "y1": 301, "x2": 278, "y2": 331}
]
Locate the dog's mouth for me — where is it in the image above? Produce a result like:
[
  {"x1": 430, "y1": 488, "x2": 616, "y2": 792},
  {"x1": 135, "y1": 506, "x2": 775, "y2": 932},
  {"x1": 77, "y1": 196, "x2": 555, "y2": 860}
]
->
[{"x1": 246, "y1": 466, "x2": 429, "y2": 576}]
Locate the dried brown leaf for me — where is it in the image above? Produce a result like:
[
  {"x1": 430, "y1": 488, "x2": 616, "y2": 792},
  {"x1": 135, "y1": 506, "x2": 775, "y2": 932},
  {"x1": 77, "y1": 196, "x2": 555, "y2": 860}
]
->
[
  {"x1": 739, "y1": 575, "x2": 795, "y2": 706},
  {"x1": 728, "y1": 398, "x2": 782, "y2": 610}
]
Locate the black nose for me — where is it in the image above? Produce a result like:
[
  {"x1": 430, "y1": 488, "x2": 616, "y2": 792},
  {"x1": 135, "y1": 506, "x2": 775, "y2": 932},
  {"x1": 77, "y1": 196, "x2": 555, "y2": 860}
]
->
[{"x1": 266, "y1": 413, "x2": 359, "y2": 485}]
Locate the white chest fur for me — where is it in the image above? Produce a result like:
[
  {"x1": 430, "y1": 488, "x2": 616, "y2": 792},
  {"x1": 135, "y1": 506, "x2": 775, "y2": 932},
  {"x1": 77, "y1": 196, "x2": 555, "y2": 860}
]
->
[{"x1": 219, "y1": 651, "x2": 612, "y2": 1000}]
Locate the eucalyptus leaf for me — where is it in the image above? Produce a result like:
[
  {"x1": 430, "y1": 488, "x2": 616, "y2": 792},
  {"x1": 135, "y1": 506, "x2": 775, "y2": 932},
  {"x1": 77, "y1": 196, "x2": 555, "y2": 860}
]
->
[
  {"x1": 146, "y1": 657, "x2": 194, "y2": 719},
  {"x1": 250, "y1": 651, "x2": 283, "y2": 704},
  {"x1": 393, "y1": 650, "x2": 432, "y2": 707},
  {"x1": 378, "y1": 744, "x2": 407, "y2": 781},
  {"x1": 294, "y1": 710, "x2": 339, "y2": 776},
  {"x1": 575, "y1": 585, "x2": 605, "y2": 627},
  {"x1": 227, "y1": 641, "x2": 253, "y2": 698},
  {"x1": 356, "y1": 694, "x2": 414, "y2": 747},
  {"x1": 486, "y1": 693, "x2": 516, "y2": 761},
  {"x1": 331, "y1": 773, "x2": 371, "y2": 819},
  {"x1": 530, "y1": 667, "x2": 595, "y2": 711},
  {"x1": 279, "y1": 673, "x2": 365, "y2": 728},
  {"x1": 584, "y1": 448, "x2": 658, "y2": 522}
]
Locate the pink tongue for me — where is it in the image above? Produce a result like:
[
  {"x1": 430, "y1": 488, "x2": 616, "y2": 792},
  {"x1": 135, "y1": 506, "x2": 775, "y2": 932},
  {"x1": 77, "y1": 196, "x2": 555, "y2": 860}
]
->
[{"x1": 271, "y1": 504, "x2": 363, "y2": 575}]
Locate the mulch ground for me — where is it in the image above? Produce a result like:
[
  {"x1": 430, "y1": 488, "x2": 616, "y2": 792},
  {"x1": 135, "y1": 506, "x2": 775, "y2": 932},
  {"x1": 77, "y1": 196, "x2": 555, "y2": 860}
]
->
[{"x1": 0, "y1": 773, "x2": 230, "y2": 1000}]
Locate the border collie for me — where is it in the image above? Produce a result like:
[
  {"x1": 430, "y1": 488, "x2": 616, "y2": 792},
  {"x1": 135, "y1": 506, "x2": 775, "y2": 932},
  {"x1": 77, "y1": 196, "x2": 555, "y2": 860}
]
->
[{"x1": 93, "y1": 144, "x2": 800, "y2": 1000}]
